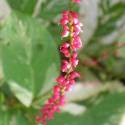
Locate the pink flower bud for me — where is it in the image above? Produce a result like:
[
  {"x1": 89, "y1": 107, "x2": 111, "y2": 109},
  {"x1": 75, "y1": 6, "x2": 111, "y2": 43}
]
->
[
  {"x1": 36, "y1": 116, "x2": 42, "y2": 123},
  {"x1": 70, "y1": 57, "x2": 79, "y2": 67},
  {"x1": 53, "y1": 94, "x2": 60, "y2": 100},
  {"x1": 69, "y1": 71, "x2": 80, "y2": 79},
  {"x1": 61, "y1": 42, "x2": 70, "y2": 48},
  {"x1": 59, "y1": 96, "x2": 65, "y2": 105},
  {"x1": 61, "y1": 30, "x2": 70, "y2": 38},
  {"x1": 60, "y1": 43, "x2": 70, "y2": 57},
  {"x1": 73, "y1": 24, "x2": 82, "y2": 36},
  {"x1": 53, "y1": 85, "x2": 60, "y2": 93},
  {"x1": 66, "y1": 84, "x2": 73, "y2": 91},
  {"x1": 63, "y1": 10, "x2": 69, "y2": 16},
  {"x1": 72, "y1": 36, "x2": 82, "y2": 50},
  {"x1": 70, "y1": 79, "x2": 75, "y2": 85},
  {"x1": 48, "y1": 98, "x2": 54, "y2": 104},
  {"x1": 61, "y1": 60, "x2": 71, "y2": 72},
  {"x1": 56, "y1": 76, "x2": 65, "y2": 84},
  {"x1": 70, "y1": 11, "x2": 78, "y2": 18},
  {"x1": 72, "y1": 52, "x2": 78, "y2": 58}
]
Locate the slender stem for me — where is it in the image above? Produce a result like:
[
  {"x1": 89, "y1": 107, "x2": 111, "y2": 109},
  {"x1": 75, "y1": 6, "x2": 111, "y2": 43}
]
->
[{"x1": 32, "y1": 0, "x2": 43, "y2": 17}]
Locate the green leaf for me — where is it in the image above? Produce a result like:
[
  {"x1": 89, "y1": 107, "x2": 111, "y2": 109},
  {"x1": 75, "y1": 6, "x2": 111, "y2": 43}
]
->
[
  {"x1": 95, "y1": 21, "x2": 116, "y2": 37},
  {"x1": 48, "y1": 23, "x2": 62, "y2": 45},
  {"x1": 0, "y1": 92, "x2": 5, "y2": 104},
  {"x1": 109, "y1": 2, "x2": 125, "y2": 15},
  {"x1": 0, "y1": 106, "x2": 11, "y2": 125},
  {"x1": 39, "y1": 0, "x2": 68, "y2": 20},
  {"x1": 7, "y1": 0, "x2": 37, "y2": 14},
  {"x1": 49, "y1": 92, "x2": 125, "y2": 125},
  {"x1": 39, "y1": 0, "x2": 79, "y2": 20},
  {"x1": 0, "y1": 12, "x2": 60, "y2": 106},
  {"x1": 100, "y1": 0, "x2": 111, "y2": 14},
  {"x1": 0, "y1": 108, "x2": 31, "y2": 125},
  {"x1": 15, "y1": 111, "x2": 30, "y2": 125},
  {"x1": 94, "y1": 2, "x2": 125, "y2": 38}
]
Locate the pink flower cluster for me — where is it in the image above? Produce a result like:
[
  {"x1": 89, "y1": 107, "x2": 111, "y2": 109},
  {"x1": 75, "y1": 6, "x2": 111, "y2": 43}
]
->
[
  {"x1": 72, "y1": 0, "x2": 81, "y2": 3},
  {"x1": 36, "y1": 1, "x2": 82, "y2": 125}
]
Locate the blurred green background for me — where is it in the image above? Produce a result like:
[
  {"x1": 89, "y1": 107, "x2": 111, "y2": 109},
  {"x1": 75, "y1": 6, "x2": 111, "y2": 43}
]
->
[{"x1": 0, "y1": 0, "x2": 125, "y2": 125}]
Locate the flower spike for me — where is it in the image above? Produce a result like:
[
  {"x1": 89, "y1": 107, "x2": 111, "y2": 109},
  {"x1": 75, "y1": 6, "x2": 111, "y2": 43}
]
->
[{"x1": 36, "y1": 1, "x2": 83, "y2": 125}]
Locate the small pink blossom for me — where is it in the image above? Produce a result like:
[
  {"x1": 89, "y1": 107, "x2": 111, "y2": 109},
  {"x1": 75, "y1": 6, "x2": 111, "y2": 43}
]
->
[
  {"x1": 61, "y1": 60, "x2": 71, "y2": 72},
  {"x1": 53, "y1": 85, "x2": 60, "y2": 94},
  {"x1": 61, "y1": 30, "x2": 70, "y2": 37},
  {"x1": 60, "y1": 18, "x2": 69, "y2": 25},
  {"x1": 62, "y1": 25, "x2": 70, "y2": 37},
  {"x1": 70, "y1": 57, "x2": 79, "y2": 67},
  {"x1": 60, "y1": 42, "x2": 70, "y2": 57},
  {"x1": 56, "y1": 75, "x2": 65, "y2": 84},
  {"x1": 69, "y1": 71, "x2": 80, "y2": 79},
  {"x1": 71, "y1": 36, "x2": 82, "y2": 50},
  {"x1": 59, "y1": 95, "x2": 65, "y2": 105},
  {"x1": 62, "y1": 10, "x2": 69, "y2": 16}
]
